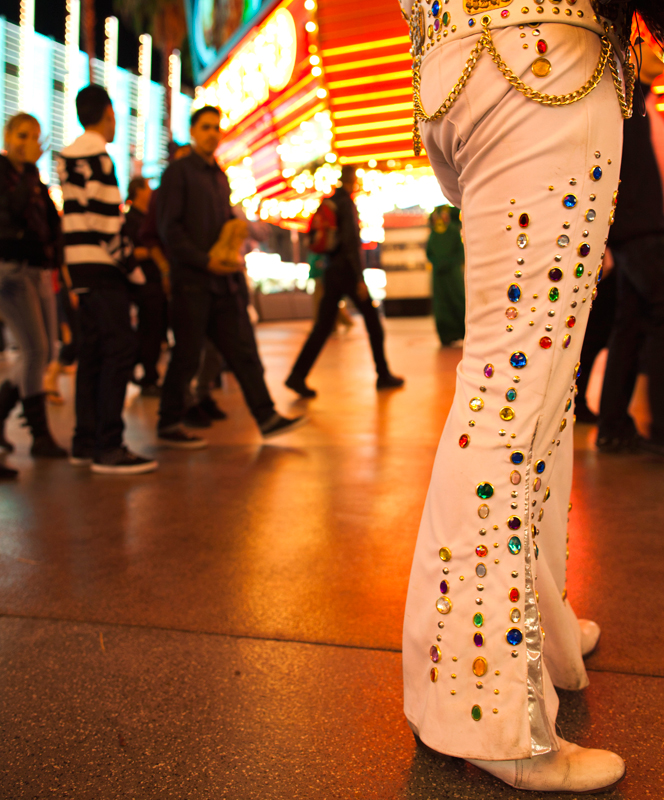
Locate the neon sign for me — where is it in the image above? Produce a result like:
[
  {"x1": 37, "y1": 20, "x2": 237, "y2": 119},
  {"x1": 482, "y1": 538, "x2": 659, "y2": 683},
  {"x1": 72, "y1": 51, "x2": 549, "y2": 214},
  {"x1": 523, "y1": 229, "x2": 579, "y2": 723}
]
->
[{"x1": 198, "y1": 8, "x2": 298, "y2": 131}]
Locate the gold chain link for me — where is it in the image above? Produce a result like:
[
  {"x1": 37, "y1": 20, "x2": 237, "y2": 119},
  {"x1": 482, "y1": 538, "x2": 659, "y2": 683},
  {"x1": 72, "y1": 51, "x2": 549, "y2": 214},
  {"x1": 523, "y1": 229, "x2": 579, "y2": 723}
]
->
[{"x1": 412, "y1": 21, "x2": 634, "y2": 156}]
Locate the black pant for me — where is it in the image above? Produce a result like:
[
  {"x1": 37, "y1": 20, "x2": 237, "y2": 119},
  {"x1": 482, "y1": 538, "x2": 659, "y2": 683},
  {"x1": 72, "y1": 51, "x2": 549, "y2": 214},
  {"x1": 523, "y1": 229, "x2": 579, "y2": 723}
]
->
[
  {"x1": 74, "y1": 286, "x2": 137, "y2": 455},
  {"x1": 291, "y1": 263, "x2": 388, "y2": 379},
  {"x1": 159, "y1": 275, "x2": 274, "y2": 429},
  {"x1": 576, "y1": 269, "x2": 616, "y2": 413},
  {"x1": 133, "y1": 281, "x2": 167, "y2": 386},
  {"x1": 599, "y1": 234, "x2": 664, "y2": 444}
]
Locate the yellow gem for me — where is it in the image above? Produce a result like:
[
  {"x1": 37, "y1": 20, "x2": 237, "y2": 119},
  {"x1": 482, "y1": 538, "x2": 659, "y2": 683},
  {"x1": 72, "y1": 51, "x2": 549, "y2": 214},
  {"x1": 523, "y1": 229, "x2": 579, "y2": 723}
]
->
[
  {"x1": 439, "y1": 547, "x2": 452, "y2": 562},
  {"x1": 531, "y1": 57, "x2": 551, "y2": 77},
  {"x1": 470, "y1": 397, "x2": 485, "y2": 412},
  {"x1": 473, "y1": 656, "x2": 488, "y2": 677},
  {"x1": 499, "y1": 407, "x2": 515, "y2": 421}
]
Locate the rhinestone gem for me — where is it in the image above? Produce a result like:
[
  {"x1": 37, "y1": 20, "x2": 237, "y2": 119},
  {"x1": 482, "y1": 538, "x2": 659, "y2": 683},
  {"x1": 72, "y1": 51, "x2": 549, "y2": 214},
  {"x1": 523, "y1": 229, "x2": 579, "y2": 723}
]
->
[
  {"x1": 439, "y1": 547, "x2": 452, "y2": 561},
  {"x1": 474, "y1": 633, "x2": 484, "y2": 647},
  {"x1": 506, "y1": 307, "x2": 518, "y2": 319},
  {"x1": 443, "y1": 10, "x2": 451, "y2": 24},
  {"x1": 531, "y1": 57, "x2": 551, "y2": 77},
  {"x1": 508, "y1": 284, "x2": 522, "y2": 302},
  {"x1": 459, "y1": 433, "x2": 470, "y2": 448},
  {"x1": 510, "y1": 451, "x2": 525, "y2": 465},
  {"x1": 509, "y1": 587, "x2": 520, "y2": 602},
  {"x1": 430, "y1": 644, "x2": 442, "y2": 662},
  {"x1": 471, "y1": 704, "x2": 482, "y2": 721},
  {"x1": 476, "y1": 563, "x2": 487, "y2": 578},
  {"x1": 563, "y1": 194, "x2": 578, "y2": 208},
  {"x1": 586, "y1": 209, "x2": 596, "y2": 222},
  {"x1": 508, "y1": 535, "x2": 522, "y2": 554},
  {"x1": 535, "y1": 460, "x2": 545, "y2": 474},
  {"x1": 574, "y1": 264, "x2": 584, "y2": 278},
  {"x1": 478, "y1": 505, "x2": 490, "y2": 519},
  {"x1": 539, "y1": 336, "x2": 552, "y2": 349},
  {"x1": 578, "y1": 243, "x2": 591, "y2": 257},
  {"x1": 476, "y1": 545, "x2": 489, "y2": 557},
  {"x1": 549, "y1": 268, "x2": 563, "y2": 282},
  {"x1": 432, "y1": 0, "x2": 441, "y2": 14},
  {"x1": 506, "y1": 388, "x2": 517, "y2": 402},
  {"x1": 537, "y1": 39, "x2": 547, "y2": 53},
  {"x1": 430, "y1": 667, "x2": 438, "y2": 682},
  {"x1": 436, "y1": 596, "x2": 453, "y2": 614},
  {"x1": 565, "y1": 398, "x2": 572, "y2": 412},
  {"x1": 440, "y1": 580, "x2": 449, "y2": 594},
  {"x1": 563, "y1": 334, "x2": 571, "y2": 348},
  {"x1": 470, "y1": 397, "x2": 484, "y2": 412},
  {"x1": 596, "y1": 265, "x2": 604, "y2": 284},
  {"x1": 518, "y1": 213, "x2": 530, "y2": 228},
  {"x1": 590, "y1": 166, "x2": 602, "y2": 181},
  {"x1": 556, "y1": 235, "x2": 570, "y2": 248},
  {"x1": 484, "y1": 364, "x2": 495, "y2": 379},
  {"x1": 477, "y1": 483, "x2": 494, "y2": 500},
  {"x1": 473, "y1": 613, "x2": 484, "y2": 628},
  {"x1": 549, "y1": 287, "x2": 560, "y2": 302},
  {"x1": 510, "y1": 351, "x2": 528, "y2": 369},
  {"x1": 506, "y1": 628, "x2": 523, "y2": 646},
  {"x1": 507, "y1": 516, "x2": 522, "y2": 530},
  {"x1": 534, "y1": 477, "x2": 541, "y2": 491},
  {"x1": 517, "y1": 234, "x2": 529, "y2": 249},
  {"x1": 510, "y1": 470, "x2": 521, "y2": 485},
  {"x1": 473, "y1": 657, "x2": 488, "y2": 677}
]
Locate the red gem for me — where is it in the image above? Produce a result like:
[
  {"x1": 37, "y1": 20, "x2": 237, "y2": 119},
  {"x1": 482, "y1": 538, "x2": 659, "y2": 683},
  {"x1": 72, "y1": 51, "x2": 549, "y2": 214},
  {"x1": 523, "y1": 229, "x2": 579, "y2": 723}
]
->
[
  {"x1": 476, "y1": 545, "x2": 488, "y2": 557},
  {"x1": 539, "y1": 337, "x2": 552, "y2": 349},
  {"x1": 566, "y1": 316, "x2": 576, "y2": 328},
  {"x1": 509, "y1": 587, "x2": 520, "y2": 602},
  {"x1": 518, "y1": 213, "x2": 530, "y2": 228},
  {"x1": 537, "y1": 39, "x2": 548, "y2": 54},
  {"x1": 501, "y1": 8, "x2": 509, "y2": 17},
  {"x1": 459, "y1": 434, "x2": 470, "y2": 448}
]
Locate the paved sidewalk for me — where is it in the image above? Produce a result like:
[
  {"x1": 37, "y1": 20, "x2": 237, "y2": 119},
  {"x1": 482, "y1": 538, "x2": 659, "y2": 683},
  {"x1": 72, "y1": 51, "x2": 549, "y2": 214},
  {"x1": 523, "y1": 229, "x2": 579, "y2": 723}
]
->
[{"x1": 0, "y1": 319, "x2": 662, "y2": 799}]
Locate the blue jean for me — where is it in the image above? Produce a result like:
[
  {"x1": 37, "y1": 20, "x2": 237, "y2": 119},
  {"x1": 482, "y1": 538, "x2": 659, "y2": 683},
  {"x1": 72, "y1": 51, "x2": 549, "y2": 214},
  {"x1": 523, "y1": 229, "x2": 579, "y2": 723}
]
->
[{"x1": 0, "y1": 260, "x2": 49, "y2": 397}]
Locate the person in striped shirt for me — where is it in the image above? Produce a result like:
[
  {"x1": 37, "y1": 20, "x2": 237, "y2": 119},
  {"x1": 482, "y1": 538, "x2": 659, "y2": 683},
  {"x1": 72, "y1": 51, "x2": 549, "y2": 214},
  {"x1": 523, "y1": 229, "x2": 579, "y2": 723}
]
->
[{"x1": 57, "y1": 85, "x2": 157, "y2": 475}]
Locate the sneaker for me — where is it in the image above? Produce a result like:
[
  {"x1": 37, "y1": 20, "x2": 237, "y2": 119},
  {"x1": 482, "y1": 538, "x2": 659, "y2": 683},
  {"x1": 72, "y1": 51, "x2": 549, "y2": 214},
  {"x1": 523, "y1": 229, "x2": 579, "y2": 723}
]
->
[
  {"x1": 157, "y1": 425, "x2": 208, "y2": 449},
  {"x1": 183, "y1": 403, "x2": 212, "y2": 428},
  {"x1": 91, "y1": 446, "x2": 158, "y2": 475},
  {"x1": 140, "y1": 383, "x2": 161, "y2": 398},
  {"x1": 260, "y1": 413, "x2": 308, "y2": 439},
  {"x1": 596, "y1": 433, "x2": 643, "y2": 454},
  {"x1": 285, "y1": 374, "x2": 317, "y2": 398},
  {"x1": 198, "y1": 395, "x2": 228, "y2": 420},
  {"x1": 376, "y1": 373, "x2": 405, "y2": 390},
  {"x1": 69, "y1": 445, "x2": 94, "y2": 466}
]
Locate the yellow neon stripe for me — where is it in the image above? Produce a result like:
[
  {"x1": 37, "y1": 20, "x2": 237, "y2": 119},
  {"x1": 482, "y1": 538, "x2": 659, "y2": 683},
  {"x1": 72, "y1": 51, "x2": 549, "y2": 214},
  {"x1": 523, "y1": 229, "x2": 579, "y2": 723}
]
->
[
  {"x1": 333, "y1": 101, "x2": 412, "y2": 119},
  {"x1": 339, "y1": 150, "x2": 424, "y2": 163},
  {"x1": 652, "y1": 84, "x2": 664, "y2": 94},
  {"x1": 269, "y1": 72, "x2": 316, "y2": 112},
  {"x1": 657, "y1": 102, "x2": 664, "y2": 110},
  {"x1": 334, "y1": 117, "x2": 413, "y2": 134},
  {"x1": 321, "y1": 35, "x2": 410, "y2": 58},
  {"x1": 328, "y1": 70, "x2": 411, "y2": 89},
  {"x1": 325, "y1": 52, "x2": 411, "y2": 74},
  {"x1": 273, "y1": 87, "x2": 320, "y2": 124},
  {"x1": 276, "y1": 101, "x2": 328, "y2": 138},
  {"x1": 331, "y1": 87, "x2": 412, "y2": 105},
  {"x1": 336, "y1": 131, "x2": 414, "y2": 148}
]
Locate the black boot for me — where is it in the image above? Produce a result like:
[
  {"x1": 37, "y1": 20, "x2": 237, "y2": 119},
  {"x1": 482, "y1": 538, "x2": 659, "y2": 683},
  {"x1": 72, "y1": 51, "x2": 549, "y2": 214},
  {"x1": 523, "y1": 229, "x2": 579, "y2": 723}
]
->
[
  {"x1": 21, "y1": 394, "x2": 68, "y2": 458},
  {"x1": 0, "y1": 380, "x2": 19, "y2": 452}
]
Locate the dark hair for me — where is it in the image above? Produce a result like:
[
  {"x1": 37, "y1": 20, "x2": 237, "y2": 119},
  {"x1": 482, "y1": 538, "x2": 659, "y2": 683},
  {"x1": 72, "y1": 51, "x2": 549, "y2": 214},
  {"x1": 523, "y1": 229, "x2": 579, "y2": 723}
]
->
[
  {"x1": 340, "y1": 165, "x2": 357, "y2": 183},
  {"x1": 190, "y1": 105, "x2": 221, "y2": 127},
  {"x1": 76, "y1": 85, "x2": 112, "y2": 127},
  {"x1": 127, "y1": 176, "x2": 148, "y2": 202}
]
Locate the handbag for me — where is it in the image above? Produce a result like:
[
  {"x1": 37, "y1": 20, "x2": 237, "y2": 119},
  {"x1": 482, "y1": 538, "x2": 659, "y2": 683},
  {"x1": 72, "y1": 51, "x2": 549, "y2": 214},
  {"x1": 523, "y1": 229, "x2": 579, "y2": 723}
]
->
[{"x1": 208, "y1": 218, "x2": 249, "y2": 274}]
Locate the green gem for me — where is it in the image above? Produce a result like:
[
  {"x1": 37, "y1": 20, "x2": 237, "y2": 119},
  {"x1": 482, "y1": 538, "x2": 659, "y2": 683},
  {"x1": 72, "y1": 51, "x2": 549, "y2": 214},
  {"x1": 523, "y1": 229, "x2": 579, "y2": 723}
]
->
[
  {"x1": 575, "y1": 264, "x2": 584, "y2": 278},
  {"x1": 443, "y1": 11, "x2": 450, "y2": 24},
  {"x1": 473, "y1": 612, "x2": 484, "y2": 627},
  {"x1": 476, "y1": 482, "x2": 494, "y2": 500},
  {"x1": 471, "y1": 704, "x2": 482, "y2": 721},
  {"x1": 506, "y1": 388, "x2": 517, "y2": 402},
  {"x1": 508, "y1": 535, "x2": 522, "y2": 554},
  {"x1": 549, "y1": 287, "x2": 560, "y2": 302},
  {"x1": 565, "y1": 399, "x2": 572, "y2": 411}
]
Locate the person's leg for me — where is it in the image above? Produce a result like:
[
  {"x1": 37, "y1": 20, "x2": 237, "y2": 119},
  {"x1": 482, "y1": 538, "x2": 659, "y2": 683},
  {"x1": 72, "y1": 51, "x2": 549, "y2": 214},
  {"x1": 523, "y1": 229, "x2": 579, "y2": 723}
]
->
[
  {"x1": 346, "y1": 276, "x2": 391, "y2": 377},
  {"x1": 158, "y1": 286, "x2": 210, "y2": 431},
  {"x1": 91, "y1": 287, "x2": 137, "y2": 455},
  {"x1": 597, "y1": 254, "x2": 641, "y2": 445},
  {"x1": 136, "y1": 283, "x2": 166, "y2": 387},
  {"x1": 195, "y1": 338, "x2": 225, "y2": 402},
  {"x1": 73, "y1": 293, "x2": 101, "y2": 456},
  {"x1": 405, "y1": 22, "x2": 623, "y2": 768},
  {"x1": 289, "y1": 270, "x2": 345, "y2": 379},
  {"x1": 206, "y1": 279, "x2": 275, "y2": 426}
]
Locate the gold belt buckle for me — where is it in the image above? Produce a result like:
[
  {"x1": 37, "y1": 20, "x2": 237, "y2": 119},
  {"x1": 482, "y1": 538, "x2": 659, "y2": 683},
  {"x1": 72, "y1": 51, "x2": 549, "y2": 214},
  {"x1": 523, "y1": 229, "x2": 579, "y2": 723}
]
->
[{"x1": 464, "y1": 0, "x2": 513, "y2": 14}]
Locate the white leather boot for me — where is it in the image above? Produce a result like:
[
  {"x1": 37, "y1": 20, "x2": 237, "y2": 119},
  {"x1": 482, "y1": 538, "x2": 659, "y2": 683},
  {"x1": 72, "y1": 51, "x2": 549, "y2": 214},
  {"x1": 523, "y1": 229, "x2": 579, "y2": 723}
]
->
[
  {"x1": 579, "y1": 619, "x2": 601, "y2": 657},
  {"x1": 466, "y1": 739, "x2": 625, "y2": 793}
]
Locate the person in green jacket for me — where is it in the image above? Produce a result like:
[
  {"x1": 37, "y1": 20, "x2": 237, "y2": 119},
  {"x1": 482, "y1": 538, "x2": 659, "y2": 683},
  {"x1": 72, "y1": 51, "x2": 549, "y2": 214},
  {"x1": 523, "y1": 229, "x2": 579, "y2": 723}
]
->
[{"x1": 427, "y1": 205, "x2": 465, "y2": 347}]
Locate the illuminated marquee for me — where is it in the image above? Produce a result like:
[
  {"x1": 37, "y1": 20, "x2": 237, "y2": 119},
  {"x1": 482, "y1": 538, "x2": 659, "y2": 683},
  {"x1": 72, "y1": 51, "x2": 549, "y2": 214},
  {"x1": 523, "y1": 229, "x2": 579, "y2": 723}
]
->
[{"x1": 198, "y1": 8, "x2": 298, "y2": 131}]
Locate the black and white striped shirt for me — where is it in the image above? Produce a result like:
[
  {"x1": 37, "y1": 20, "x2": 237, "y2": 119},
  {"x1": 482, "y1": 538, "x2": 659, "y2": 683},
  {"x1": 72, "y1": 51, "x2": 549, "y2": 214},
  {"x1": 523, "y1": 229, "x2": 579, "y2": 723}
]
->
[{"x1": 57, "y1": 131, "x2": 130, "y2": 288}]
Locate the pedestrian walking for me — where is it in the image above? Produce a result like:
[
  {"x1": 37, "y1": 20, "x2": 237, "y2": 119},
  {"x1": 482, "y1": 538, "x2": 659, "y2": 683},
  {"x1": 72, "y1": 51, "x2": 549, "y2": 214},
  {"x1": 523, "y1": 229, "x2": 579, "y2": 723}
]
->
[{"x1": 58, "y1": 85, "x2": 157, "y2": 474}]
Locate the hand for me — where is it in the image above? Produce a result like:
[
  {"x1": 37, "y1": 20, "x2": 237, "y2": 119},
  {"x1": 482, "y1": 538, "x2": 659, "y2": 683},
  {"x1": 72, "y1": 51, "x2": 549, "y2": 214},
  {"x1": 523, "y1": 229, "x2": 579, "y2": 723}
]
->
[
  {"x1": 208, "y1": 255, "x2": 225, "y2": 274},
  {"x1": 356, "y1": 280, "x2": 369, "y2": 302}
]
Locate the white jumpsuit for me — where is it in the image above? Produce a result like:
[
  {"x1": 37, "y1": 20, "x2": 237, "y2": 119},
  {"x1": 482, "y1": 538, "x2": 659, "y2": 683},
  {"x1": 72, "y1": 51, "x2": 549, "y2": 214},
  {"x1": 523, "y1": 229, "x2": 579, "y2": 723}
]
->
[{"x1": 401, "y1": 0, "x2": 626, "y2": 761}]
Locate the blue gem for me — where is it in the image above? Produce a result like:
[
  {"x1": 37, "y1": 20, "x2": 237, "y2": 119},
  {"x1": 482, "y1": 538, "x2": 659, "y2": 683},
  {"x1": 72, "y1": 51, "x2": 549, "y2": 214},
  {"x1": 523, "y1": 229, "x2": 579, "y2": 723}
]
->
[
  {"x1": 510, "y1": 451, "x2": 525, "y2": 465},
  {"x1": 591, "y1": 166, "x2": 603, "y2": 181},
  {"x1": 535, "y1": 460, "x2": 545, "y2": 474},
  {"x1": 534, "y1": 543, "x2": 539, "y2": 560},
  {"x1": 506, "y1": 388, "x2": 517, "y2": 402},
  {"x1": 507, "y1": 284, "x2": 521, "y2": 302},
  {"x1": 432, "y1": 0, "x2": 441, "y2": 14},
  {"x1": 510, "y1": 351, "x2": 527, "y2": 369},
  {"x1": 508, "y1": 536, "x2": 521, "y2": 554},
  {"x1": 468, "y1": 18, "x2": 476, "y2": 26},
  {"x1": 506, "y1": 628, "x2": 523, "y2": 646},
  {"x1": 563, "y1": 194, "x2": 577, "y2": 208}
]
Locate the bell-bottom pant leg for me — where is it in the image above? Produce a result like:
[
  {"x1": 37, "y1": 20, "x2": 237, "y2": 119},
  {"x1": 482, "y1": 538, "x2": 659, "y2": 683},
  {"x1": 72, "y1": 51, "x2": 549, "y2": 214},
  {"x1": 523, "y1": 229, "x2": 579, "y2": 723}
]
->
[{"x1": 402, "y1": 23, "x2": 623, "y2": 761}]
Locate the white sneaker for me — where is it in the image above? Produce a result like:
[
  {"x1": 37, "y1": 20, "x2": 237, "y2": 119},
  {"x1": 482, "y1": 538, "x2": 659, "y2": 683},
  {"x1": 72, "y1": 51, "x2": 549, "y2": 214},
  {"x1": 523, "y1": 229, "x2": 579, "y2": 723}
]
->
[
  {"x1": 467, "y1": 738, "x2": 625, "y2": 793},
  {"x1": 579, "y1": 619, "x2": 601, "y2": 657}
]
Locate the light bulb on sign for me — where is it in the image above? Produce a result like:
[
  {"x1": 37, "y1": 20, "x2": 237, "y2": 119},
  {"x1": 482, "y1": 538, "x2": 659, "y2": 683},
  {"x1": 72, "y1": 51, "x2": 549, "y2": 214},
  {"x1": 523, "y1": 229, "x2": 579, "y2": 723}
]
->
[
  {"x1": 312, "y1": 66, "x2": 322, "y2": 77},
  {"x1": 305, "y1": 21, "x2": 317, "y2": 32}
]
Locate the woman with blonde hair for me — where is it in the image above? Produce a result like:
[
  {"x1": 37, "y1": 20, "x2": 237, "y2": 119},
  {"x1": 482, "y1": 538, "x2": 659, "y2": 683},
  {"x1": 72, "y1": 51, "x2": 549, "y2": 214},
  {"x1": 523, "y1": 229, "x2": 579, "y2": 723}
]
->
[{"x1": 0, "y1": 113, "x2": 68, "y2": 473}]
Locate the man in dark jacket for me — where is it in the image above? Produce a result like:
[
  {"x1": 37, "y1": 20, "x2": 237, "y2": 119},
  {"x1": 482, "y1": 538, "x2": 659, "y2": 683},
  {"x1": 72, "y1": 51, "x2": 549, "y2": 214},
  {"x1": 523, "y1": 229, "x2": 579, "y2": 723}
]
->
[
  {"x1": 285, "y1": 165, "x2": 403, "y2": 397},
  {"x1": 156, "y1": 105, "x2": 305, "y2": 447}
]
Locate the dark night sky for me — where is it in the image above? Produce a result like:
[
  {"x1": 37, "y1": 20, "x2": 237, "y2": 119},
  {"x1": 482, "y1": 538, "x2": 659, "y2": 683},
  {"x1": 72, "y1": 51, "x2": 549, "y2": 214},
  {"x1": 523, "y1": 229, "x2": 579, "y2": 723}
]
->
[{"x1": 2, "y1": 0, "x2": 165, "y2": 82}]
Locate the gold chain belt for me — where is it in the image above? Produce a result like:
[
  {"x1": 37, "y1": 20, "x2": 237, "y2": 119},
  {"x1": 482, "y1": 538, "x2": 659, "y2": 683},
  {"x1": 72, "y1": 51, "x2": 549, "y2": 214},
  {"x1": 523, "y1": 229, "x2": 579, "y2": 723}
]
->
[{"x1": 409, "y1": 16, "x2": 635, "y2": 156}]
